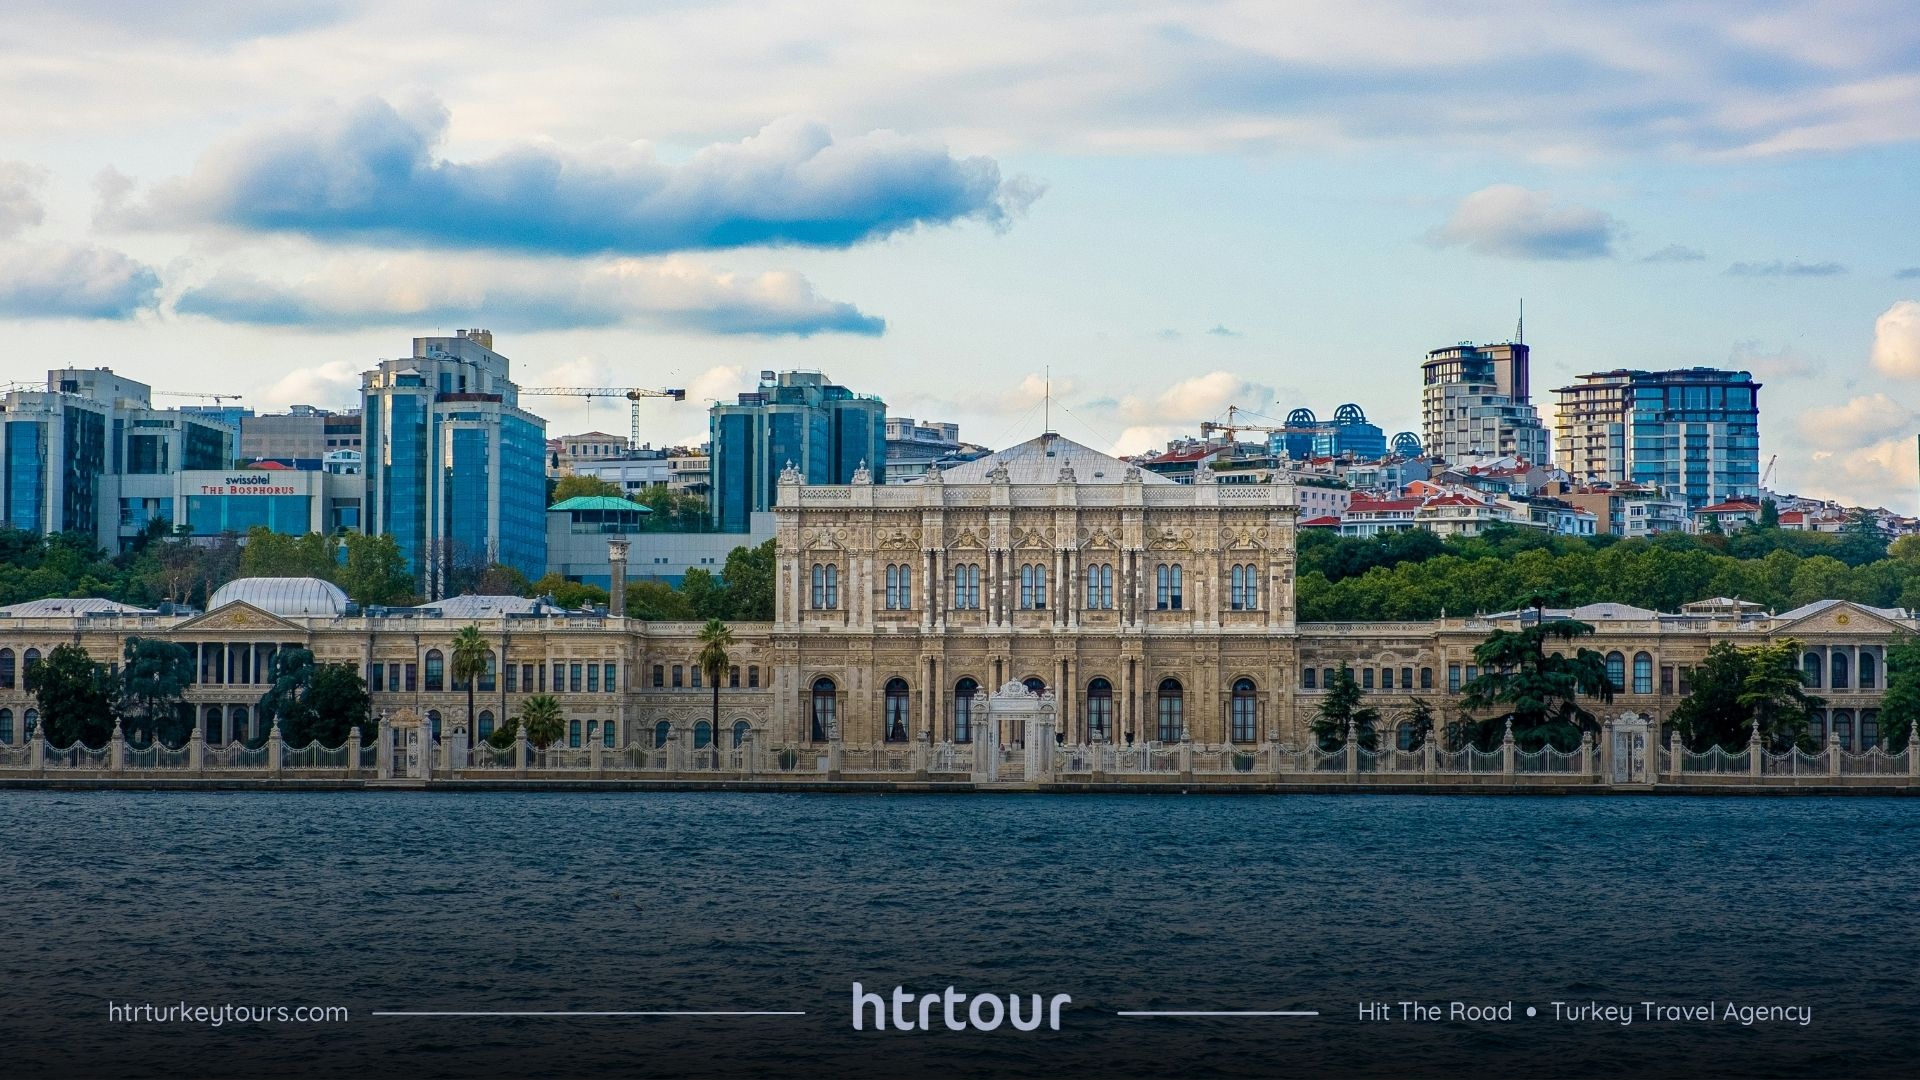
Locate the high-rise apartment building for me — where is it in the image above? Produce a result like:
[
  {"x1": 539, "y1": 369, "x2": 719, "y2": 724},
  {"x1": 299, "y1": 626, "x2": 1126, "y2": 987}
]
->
[
  {"x1": 709, "y1": 370, "x2": 886, "y2": 532},
  {"x1": 1, "y1": 368, "x2": 235, "y2": 551},
  {"x1": 1419, "y1": 341, "x2": 1549, "y2": 465},
  {"x1": 361, "y1": 330, "x2": 548, "y2": 597},
  {"x1": 1553, "y1": 368, "x2": 1761, "y2": 510}
]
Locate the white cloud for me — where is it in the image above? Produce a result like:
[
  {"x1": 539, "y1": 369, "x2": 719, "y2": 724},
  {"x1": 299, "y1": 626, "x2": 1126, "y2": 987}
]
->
[
  {"x1": 261, "y1": 359, "x2": 363, "y2": 411},
  {"x1": 1795, "y1": 393, "x2": 1917, "y2": 450},
  {"x1": 1805, "y1": 437, "x2": 1918, "y2": 509},
  {"x1": 1424, "y1": 184, "x2": 1619, "y2": 260},
  {"x1": 0, "y1": 161, "x2": 47, "y2": 238},
  {"x1": 0, "y1": 242, "x2": 160, "y2": 318},
  {"x1": 1870, "y1": 300, "x2": 1920, "y2": 378}
]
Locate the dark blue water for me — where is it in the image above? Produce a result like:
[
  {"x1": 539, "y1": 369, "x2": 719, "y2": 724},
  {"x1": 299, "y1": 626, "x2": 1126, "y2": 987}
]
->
[{"x1": 2, "y1": 792, "x2": 1914, "y2": 1079}]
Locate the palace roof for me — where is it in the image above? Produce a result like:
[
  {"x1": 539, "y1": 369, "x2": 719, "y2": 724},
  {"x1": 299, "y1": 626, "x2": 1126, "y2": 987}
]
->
[
  {"x1": 207, "y1": 577, "x2": 349, "y2": 618},
  {"x1": 930, "y1": 433, "x2": 1174, "y2": 485}
]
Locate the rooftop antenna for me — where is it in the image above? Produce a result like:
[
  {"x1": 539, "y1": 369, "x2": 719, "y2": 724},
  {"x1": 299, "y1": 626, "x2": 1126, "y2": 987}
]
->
[
  {"x1": 1044, "y1": 365, "x2": 1051, "y2": 435},
  {"x1": 1514, "y1": 299, "x2": 1524, "y2": 345}
]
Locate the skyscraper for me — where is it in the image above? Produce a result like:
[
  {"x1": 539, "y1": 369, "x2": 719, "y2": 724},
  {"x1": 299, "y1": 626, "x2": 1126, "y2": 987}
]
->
[
  {"x1": 0, "y1": 368, "x2": 235, "y2": 551},
  {"x1": 1553, "y1": 368, "x2": 1761, "y2": 510},
  {"x1": 361, "y1": 330, "x2": 548, "y2": 597},
  {"x1": 709, "y1": 370, "x2": 886, "y2": 532},
  {"x1": 1419, "y1": 341, "x2": 1550, "y2": 465}
]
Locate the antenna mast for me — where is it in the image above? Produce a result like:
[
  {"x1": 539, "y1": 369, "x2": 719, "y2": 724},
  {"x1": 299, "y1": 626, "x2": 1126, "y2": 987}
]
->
[
  {"x1": 1515, "y1": 298, "x2": 1525, "y2": 345},
  {"x1": 1045, "y1": 365, "x2": 1051, "y2": 434}
]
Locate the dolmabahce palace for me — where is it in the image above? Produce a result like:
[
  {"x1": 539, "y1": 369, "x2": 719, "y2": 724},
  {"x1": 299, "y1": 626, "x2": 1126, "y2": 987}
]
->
[{"x1": 0, "y1": 435, "x2": 1905, "y2": 755}]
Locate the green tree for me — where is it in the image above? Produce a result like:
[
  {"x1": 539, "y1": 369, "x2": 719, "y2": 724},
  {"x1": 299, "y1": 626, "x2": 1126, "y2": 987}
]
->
[
  {"x1": 722, "y1": 539, "x2": 776, "y2": 620},
  {"x1": 516, "y1": 694, "x2": 565, "y2": 749},
  {"x1": 1459, "y1": 618, "x2": 1614, "y2": 750},
  {"x1": 1836, "y1": 510, "x2": 1889, "y2": 567},
  {"x1": 239, "y1": 529, "x2": 336, "y2": 580},
  {"x1": 680, "y1": 568, "x2": 730, "y2": 620},
  {"x1": 1394, "y1": 698, "x2": 1436, "y2": 750},
  {"x1": 30, "y1": 643, "x2": 119, "y2": 747},
  {"x1": 449, "y1": 624, "x2": 491, "y2": 744},
  {"x1": 551, "y1": 474, "x2": 626, "y2": 501},
  {"x1": 1309, "y1": 663, "x2": 1379, "y2": 750},
  {"x1": 339, "y1": 533, "x2": 416, "y2": 606},
  {"x1": 301, "y1": 664, "x2": 372, "y2": 747},
  {"x1": 529, "y1": 572, "x2": 610, "y2": 610},
  {"x1": 1877, "y1": 633, "x2": 1920, "y2": 752},
  {"x1": 1757, "y1": 499, "x2": 1780, "y2": 529},
  {"x1": 473, "y1": 563, "x2": 531, "y2": 595},
  {"x1": 627, "y1": 579, "x2": 695, "y2": 620},
  {"x1": 697, "y1": 618, "x2": 735, "y2": 765},
  {"x1": 1669, "y1": 639, "x2": 1823, "y2": 751},
  {"x1": 119, "y1": 637, "x2": 194, "y2": 744},
  {"x1": 257, "y1": 647, "x2": 319, "y2": 739}
]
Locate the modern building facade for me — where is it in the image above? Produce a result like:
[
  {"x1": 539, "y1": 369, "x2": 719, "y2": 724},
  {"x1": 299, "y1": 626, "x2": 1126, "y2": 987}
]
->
[
  {"x1": 235, "y1": 405, "x2": 362, "y2": 469},
  {"x1": 709, "y1": 370, "x2": 886, "y2": 532},
  {"x1": 360, "y1": 330, "x2": 548, "y2": 597},
  {"x1": 1269, "y1": 405, "x2": 1388, "y2": 461},
  {"x1": 884, "y1": 416, "x2": 989, "y2": 480},
  {"x1": 1420, "y1": 341, "x2": 1550, "y2": 466},
  {"x1": 1553, "y1": 368, "x2": 1761, "y2": 510},
  {"x1": 0, "y1": 368, "x2": 236, "y2": 551}
]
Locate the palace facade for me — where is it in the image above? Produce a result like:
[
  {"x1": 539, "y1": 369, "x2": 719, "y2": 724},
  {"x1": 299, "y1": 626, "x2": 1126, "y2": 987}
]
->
[{"x1": 0, "y1": 435, "x2": 1907, "y2": 754}]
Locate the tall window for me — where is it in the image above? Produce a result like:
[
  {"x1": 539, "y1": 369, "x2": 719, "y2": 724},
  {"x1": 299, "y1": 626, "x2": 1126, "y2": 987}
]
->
[
  {"x1": 568, "y1": 719, "x2": 582, "y2": 748},
  {"x1": 694, "y1": 721, "x2": 712, "y2": 749},
  {"x1": 953, "y1": 563, "x2": 981, "y2": 609},
  {"x1": 0, "y1": 648, "x2": 12, "y2": 689},
  {"x1": 1861, "y1": 651, "x2": 1878, "y2": 689},
  {"x1": 1420, "y1": 667, "x2": 1433, "y2": 689},
  {"x1": 810, "y1": 564, "x2": 840, "y2": 609},
  {"x1": 1302, "y1": 667, "x2": 1317, "y2": 690},
  {"x1": 732, "y1": 720, "x2": 751, "y2": 748},
  {"x1": 424, "y1": 649, "x2": 444, "y2": 691},
  {"x1": 884, "y1": 678, "x2": 910, "y2": 742},
  {"x1": 1156, "y1": 678, "x2": 1184, "y2": 742},
  {"x1": 1604, "y1": 652, "x2": 1625, "y2": 692},
  {"x1": 1632, "y1": 652, "x2": 1653, "y2": 694},
  {"x1": 1802, "y1": 652, "x2": 1821, "y2": 688},
  {"x1": 1155, "y1": 564, "x2": 1183, "y2": 610},
  {"x1": 1086, "y1": 678, "x2": 1113, "y2": 741},
  {"x1": 1862, "y1": 710, "x2": 1880, "y2": 750},
  {"x1": 1831, "y1": 651, "x2": 1850, "y2": 690},
  {"x1": 1230, "y1": 565, "x2": 1258, "y2": 610},
  {"x1": 885, "y1": 564, "x2": 913, "y2": 610},
  {"x1": 1086, "y1": 563, "x2": 1113, "y2": 609},
  {"x1": 479, "y1": 651, "x2": 497, "y2": 692},
  {"x1": 954, "y1": 677, "x2": 978, "y2": 743},
  {"x1": 1017, "y1": 564, "x2": 1048, "y2": 609},
  {"x1": 22, "y1": 648, "x2": 40, "y2": 691},
  {"x1": 603, "y1": 720, "x2": 617, "y2": 748},
  {"x1": 653, "y1": 720, "x2": 671, "y2": 748},
  {"x1": 0, "y1": 708, "x2": 11, "y2": 744},
  {"x1": 1231, "y1": 678, "x2": 1258, "y2": 743},
  {"x1": 477, "y1": 710, "x2": 494, "y2": 740},
  {"x1": 810, "y1": 677, "x2": 836, "y2": 741}
]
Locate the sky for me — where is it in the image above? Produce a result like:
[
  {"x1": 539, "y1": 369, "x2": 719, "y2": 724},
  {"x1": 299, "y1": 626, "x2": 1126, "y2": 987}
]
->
[{"x1": 3, "y1": 1, "x2": 1919, "y2": 508}]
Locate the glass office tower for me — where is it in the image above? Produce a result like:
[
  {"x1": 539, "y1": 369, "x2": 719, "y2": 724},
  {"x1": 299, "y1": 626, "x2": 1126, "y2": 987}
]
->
[{"x1": 709, "y1": 371, "x2": 887, "y2": 532}]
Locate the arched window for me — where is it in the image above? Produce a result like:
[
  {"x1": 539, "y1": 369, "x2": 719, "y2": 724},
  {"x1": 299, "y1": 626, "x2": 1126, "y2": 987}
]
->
[
  {"x1": 586, "y1": 720, "x2": 598, "y2": 746},
  {"x1": 694, "y1": 721, "x2": 712, "y2": 749},
  {"x1": 1861, "y1": 650, "x2": 1878, "y2": 690},
  {"x1": 810, "y1": 677, "x2": 836, "y2": 742},
  {"x1": 1861, "y1": 710, "x2": 1880, "y2": 750},
  {"x1": 732, "y1": 720, "x2": 751, "y2": 748},
  {"x1": 954, "y1": 677, "x2": 978, "y2": 743},
  {"x1": 1396, "y1": 723, "x2": 1418, "y2": 751},
  {"x1": 603, "y1": 720, "x2": 617, "y2": 748},
  {"x1": 477, "y1": 710, "x2": 494, "y2": 740},
  {"x1": 1156, "y1": 678, "x2": 1184, "y2": 742},
  {"x1": 0, "y1": 648, "x2": 13, "y2": 689},
  {"x1": 424, "y1": 649, "x2": 445, "y2": 691},
  {"x1": 1605, "y1": 652, "x2": 1625, "y2": 692},
  {"x1": 568, "y1": 719, "x2": 582, "y2": 747},
  {"x1": 1809, "y1": 713, "x2": 1826, "y2": 745},
  {"x1": 1832, "y1": 709, "x2": 1853, "y2": 750},
  {"x1": 1802, "y1": 652, "x2": 1821, "y2": 688},
  {"x1": 1230, "y1": 565, "x2": 1244, "y2": 610},
  {"x1": 885, "y1": 565, "x2": 899, "y2": 609},
  {"x1": 0, "y1": 707, "x2": 12, "y2": 744},
  {"x1": 1231, "y1": 678, "x2": 1258, "y2": 743},
  {"x1": 810, "y1": 564, "x2": 839, "y2": 609},
  {"x1": 1302, "y1": 667, "x2": 1317, "y2": 689},
  {"x1": 205, "y1": 705, "x2": 224, "y2": 745},
  {"x1": 1087, "y1": 563, "x2": 1114, "y2": 609},
  {"x1": 884, "y1": 678, "x2": 910, "y2": 742},
  {"x1": 1420, "y1": 667, "x2": 1434, "y2": 689},
  {"x1": 953, "y1": 564, "x2": 981, "y2": 610},
  {"x1": 1020, "y1": 564, "x2": 1034, "y2": 609},
  {"x1": 23, "y1": 708, "x2": 37, "y2": 736},
  {"x1": 22, "y1": 648, "x2": 40, "y2": 690},
  {"x1": 1632, "y1": 652, "x2": 1653, "y2": 695},
  {"x1": 427, "y1": 710, "x2": 442, "y2": 742},
  {"x1": 1229, "y1": 565, "x2": 1258, "y2": 610},
  {"x1": 479, "y1": 651, "x2": 496, "y2": 692},
  {"x1": 653, "y1": 720, "x2": 671, "y2": 748},
  {"x1": 885, "y1": 565, "x2": 913, "y2": 610},
  {"x1": 1155, "y1": 565, "x2": 1182, "y2": 609},
  {"x1": 1023, "y1": 676, "x2": 1046, "y2": 695},
  {"x1": 230, "y1": 705, "x2": 249, "y2": 743},
  {"x1": 1086, "y1": 678, "x2": 1112, "y2": 741},
  {"x1": 1831, "y1": 651, "x2": 1850, "y2": 690},
  {"x1": 824, "y1": 565, "x2": 838, "y2": 608}
]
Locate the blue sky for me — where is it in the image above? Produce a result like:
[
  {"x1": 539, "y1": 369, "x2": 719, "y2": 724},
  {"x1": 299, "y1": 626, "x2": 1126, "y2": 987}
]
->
[{"x1": 2, "y1": 1, "x2": 1918, "y2": 506}]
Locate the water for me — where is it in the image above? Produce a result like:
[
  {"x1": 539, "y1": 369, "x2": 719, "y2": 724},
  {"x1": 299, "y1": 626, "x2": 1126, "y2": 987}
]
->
[{"x1": 2, "y1": 791, "x2": 1915, "y2": 1079}]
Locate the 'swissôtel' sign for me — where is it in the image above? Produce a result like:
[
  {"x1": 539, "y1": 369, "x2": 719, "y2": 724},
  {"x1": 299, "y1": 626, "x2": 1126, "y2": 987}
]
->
[{"x1": 198, "y1": 475, "x2": 298, "y2": 496}]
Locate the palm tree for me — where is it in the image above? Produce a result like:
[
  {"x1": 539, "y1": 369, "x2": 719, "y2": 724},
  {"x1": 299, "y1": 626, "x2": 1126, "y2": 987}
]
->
[
  {"x1": 516, "y1": 694, "x2": 565, "y2": 749},
  {"x1": 697, "y1": 618, "x2": 735, "y2": 767},
  {"x1": 449, "y1": 624, "x2": 490, "y2": 748}
]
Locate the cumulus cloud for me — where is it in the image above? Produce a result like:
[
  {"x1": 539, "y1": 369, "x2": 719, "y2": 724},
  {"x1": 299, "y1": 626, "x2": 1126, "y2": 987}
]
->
[
  {"x1": 0, "y1": 243, "x2": 160, "y2": 318},
  {"x1": 1423, "y1": 184, "x2": 1618, "y2": 260},
  {"x1": 1640, "y1": 243, "x2": 1706, "y2": 263},
  {"x1": 261, "y1": 359, "x2": 363, "y2": 411},
  {"x1": 173, "y1": 252, "x2": 884, "y2": 336},
  {"x1": 1724, "y1": 259, "x2": 1847, "y2": 276},
  {"x1": 1727, "y1": 339, "x2": 1820, "y2": 381},
  {"x1": 1870, "y1": 300, "x2": 1920, "y2": 378},
  {"x1": 1795, "y1": 394, "x2": 1917, "y2": 450},
  {"x1": 0, "y1": 161, "x2": 47, "y2": 238},
  {"x1": 1806, "y1": 437, "x2": 1919, "y2": 509},
  {"x1": 119, "y1": 96, "x2": 1041, "y2": 256}
]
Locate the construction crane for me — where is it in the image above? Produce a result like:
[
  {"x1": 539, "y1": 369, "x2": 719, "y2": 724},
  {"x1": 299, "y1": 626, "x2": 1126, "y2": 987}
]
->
[
  {"x1": 156, "y1": 391, "x2": 246, "y2": 405},
  {"x1": 1761, "y1": 453, "x2": 1777, "y2": 489},
  {"x1": 1198, "y1": 405, "x2": 1327, "y2": 442},
  {"x1": 518, "y1": 386, "x2": 688, "y2": 450}
]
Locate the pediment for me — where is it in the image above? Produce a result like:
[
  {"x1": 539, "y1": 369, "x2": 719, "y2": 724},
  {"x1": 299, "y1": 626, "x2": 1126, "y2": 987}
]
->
[
  {"x1": 171, "y1": 601, "x2": 307, "y2": 635},
  {"x1": 1776, "y1": 601, "x2": 1906, "y2": 636}
]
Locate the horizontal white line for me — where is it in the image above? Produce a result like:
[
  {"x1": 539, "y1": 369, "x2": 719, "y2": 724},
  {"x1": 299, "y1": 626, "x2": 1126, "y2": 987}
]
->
[
  {"x1": 1116, "y1": 1010, "x2": 1320, "y2": 1017},
  {"x1": 370, "y1": 1011, "x2": 807, "y2": 1017}
]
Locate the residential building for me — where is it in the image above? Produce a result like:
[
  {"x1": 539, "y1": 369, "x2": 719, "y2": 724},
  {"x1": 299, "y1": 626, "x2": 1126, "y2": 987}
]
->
[
  {"x1": 666, "y1": 451, "x2": 710, "y2": 497},
  {"x1": 1554, "y1": 367, "x2": 1761, "y2": 510},
  {"x1": 0, "y1": 368, "x2": 236, "y2": 551},
  {"x1": 360, "y1": 329, "x2": 548, "y2": 597},
  {"x1": 709, "y1": 370, "x2": 886, "y2": 532},
  {"x1": 1691, "y1": 499, "x2": 1763, "y2": 533},
  {"x1": 884, "y1": 416, "x2": 989, "y2": 480},
  {"x1": 552, "y1": 443, "x2": 674, "y2": 492},
  {"x1": 1420, "y1": 341, "x2": 1550, "y2": 466},
  {"x1": 1546, "y1": 482, "x2": 1689, "y2": 538}
]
